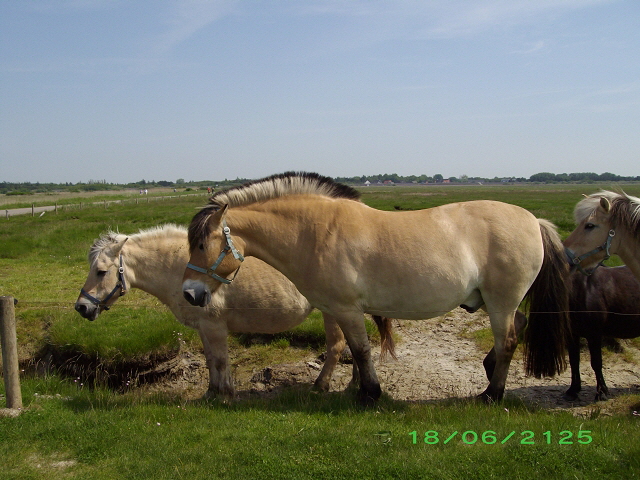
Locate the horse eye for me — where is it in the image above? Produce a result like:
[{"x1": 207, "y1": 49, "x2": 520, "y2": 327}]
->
[
  {"x1": 97, "y1": 270, "x2": 107, "y2": 277},
  {"x1": 198, "y1": 243, "x2": 205, "y2": 251},
  {"x1": 584, "y1": 223, "x2": 595, "y2": 230}
]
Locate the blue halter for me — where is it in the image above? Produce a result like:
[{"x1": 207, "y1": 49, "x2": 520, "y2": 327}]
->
[
  {"x1": 186, "y1": 220, "x2": 244, "y2": 284},
  {"x1": 566, "y1": 229, "x2": 616, "y2": 276},
  {"x1": 79, "y1": 254, "x2": 127, "y2": 310}
]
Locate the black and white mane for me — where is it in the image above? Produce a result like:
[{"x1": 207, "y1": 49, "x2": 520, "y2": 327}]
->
[
  {"x1": 574, "y1": 190, "x2": 640, "y2": 235},
  {"x1": 188, "y1": 172, "x2": 360, "y2": 249}
]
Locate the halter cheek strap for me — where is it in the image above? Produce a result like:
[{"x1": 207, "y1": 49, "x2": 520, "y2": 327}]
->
[
  {"x1": 186, "y1": 220, "x2": 245, "y2": 284},
  {"x1": 79, "y1": 254, "x2": 127, "y2": 310},
  {"x1": 566, "y1": 229, "x2": 616, "y2": 276}
]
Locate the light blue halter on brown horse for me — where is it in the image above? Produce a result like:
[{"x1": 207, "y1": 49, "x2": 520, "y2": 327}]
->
[
  {"x1": 182, "y1": 172, "x2": 570, "y2": 403},
  {"x1": 565, "y1": 190, "x2": 640, "y2": 280}
]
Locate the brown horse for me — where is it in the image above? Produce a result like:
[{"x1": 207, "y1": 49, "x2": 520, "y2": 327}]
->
[
  {"x1": 74, "y1": 224, "x2": 394, "y2": 397},
  {"x1": 565, "y1": 190, "x2": 640, "y2": 280},
  {"x1": 484, "y1": 265, "x2": 640, "y2": 402},
  {"x1": 565, "y1": 265, "x2": 640, "y2": 401},
  {"x1": 182, "y1": 172, "x2": 570, "y2": 403}
]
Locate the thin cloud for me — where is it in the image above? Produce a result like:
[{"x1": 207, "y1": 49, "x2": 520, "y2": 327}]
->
[
  {"x1": 152, "y1": 0, "x2": 239, "y2": 56},
  {"x1": 512, "y1": 40, "x2": 546, "y2": 54}
]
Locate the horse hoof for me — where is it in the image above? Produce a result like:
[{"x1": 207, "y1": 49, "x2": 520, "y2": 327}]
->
[
  {"x1": 312, "y1": 381, "x2": 330, "y2": 392},
  {"x1": 595, "y1": 393, "x2": 609, "y2": 402},
  {"x1": 563, "y1": 392, "x2": 579, "y2": 401},
  {"x1": 477, "y1": 387, "x2": 503, "y2": 404},
  {"x1": 357, "y1": 385, "x2": 381, "y2": 407},
  {"x1": 358, "y1": 393, "x2": 378, "y2": 408}
]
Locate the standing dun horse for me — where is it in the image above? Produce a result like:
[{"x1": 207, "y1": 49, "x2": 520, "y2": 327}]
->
[
  {"x1": 182, "y1": 172, "x2": 570, "y2": 403},
  {"x1": 565, "y1": 190, "x2": 640, "y2": 280},
  {"x1": 74, "y1": 224, "x2": 393, "y2": 397}
]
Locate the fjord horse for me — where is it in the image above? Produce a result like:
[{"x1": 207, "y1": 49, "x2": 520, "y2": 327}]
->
[
  {"x1": 74, "y1": 224, "x2": 394, "y2": 397},
  {"x1": 182, "y1": 172, "x2": 570, "y2": 403},
  {"x1": 565, "y1": 190, "x2": 640, "y2": 280}
]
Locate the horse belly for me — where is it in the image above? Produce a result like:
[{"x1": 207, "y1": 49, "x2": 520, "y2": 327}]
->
[
  {"x1": 361, "y1": 275, "x2": 480, "y2": 320},
  {"x1": 603, "y1": 313, "x2": 640, "y2": 339}
]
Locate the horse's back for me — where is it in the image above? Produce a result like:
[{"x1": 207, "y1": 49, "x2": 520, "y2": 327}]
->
[{"x1": 333, "y1": 199, "x2": 544, "y2": 318}]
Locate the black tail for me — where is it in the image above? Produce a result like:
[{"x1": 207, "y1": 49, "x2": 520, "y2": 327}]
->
[{"x1": 522, "y1": 220, "x2": 571, "y2": 378}]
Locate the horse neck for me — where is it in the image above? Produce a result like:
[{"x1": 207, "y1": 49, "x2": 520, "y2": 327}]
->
[
  {"x1": 229, "y1": 203, "x2": 324, "y2": 281},
  {"x1": 121, "y1": 231, "x2": 188, "y2": 304},
  {"x1": 615, "y1": 229, "x2": 640, "y2": 281}
]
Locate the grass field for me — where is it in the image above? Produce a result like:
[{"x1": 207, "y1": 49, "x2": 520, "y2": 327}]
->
[{"x1": 2, "y1": 183, "x2": 640, "y2": 478}]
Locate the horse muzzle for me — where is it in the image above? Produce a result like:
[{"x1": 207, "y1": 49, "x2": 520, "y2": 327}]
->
[
  {"x1": 74, "y1": 299, "x2": 100, "y2": 321},
  {"x1": 182, "y1": 279, "x2": 212, "y2": 307}
]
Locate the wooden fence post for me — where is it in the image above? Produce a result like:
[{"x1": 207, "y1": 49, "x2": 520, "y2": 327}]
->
[{"x1": 1, "y1": 296, "x2": 22, "y2": 410}]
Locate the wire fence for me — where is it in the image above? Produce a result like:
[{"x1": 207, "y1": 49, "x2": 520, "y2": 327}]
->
[{"x1": 4, "y1": 192, "x2": 209, "y2": 218}]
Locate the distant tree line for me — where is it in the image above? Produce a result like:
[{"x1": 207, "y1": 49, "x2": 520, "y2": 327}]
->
[
  {"x1": 2, "y1": 171, "x2": 639, "y2": 195},
  {"x1": 335, "y1": 171, "x2": 640, "y2": 185},
  {"x1": 0, "y1": 177, "x2": 253, "y2": 195}
]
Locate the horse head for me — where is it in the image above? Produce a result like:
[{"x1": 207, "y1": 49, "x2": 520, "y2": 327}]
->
[
  {"x1": 564, "y1": 194, "x2": 618, "y2": 272},
  {"x1": 75, "y1": 234, "x2": 129, "y2": 320},
  {"x1": 182, "y1": 205, "x2": 245, "y2": 307}
]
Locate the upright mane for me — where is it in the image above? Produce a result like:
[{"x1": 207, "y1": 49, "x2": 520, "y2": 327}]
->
[
  {"x1": 89, "y1": 224, "x2": 186, "y2": 264},
  {"x1": 209, "y1": 171, "x2": 360, "y2": 209},
  {"x1": 574, "y1": 190, "x2": 640, "y2": 234},
  {"x1": 189, "y1": 172, "x2": 360, "y2": 250}
]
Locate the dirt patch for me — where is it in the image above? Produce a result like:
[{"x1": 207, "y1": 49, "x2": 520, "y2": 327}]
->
[{"x1": 142, "y1": 309, "x2": 640, "y2": 414}]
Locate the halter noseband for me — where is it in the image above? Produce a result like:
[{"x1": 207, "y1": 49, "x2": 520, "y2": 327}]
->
[
  {"x1": 79, "y1": 254, "x2": 127, "y2": 310},
  {"x1": 566, "y1": 229, "x2": 616, "y2": 276},
  {"x1": 186, "y1": 220, "x2": 245, "y2": 284}
]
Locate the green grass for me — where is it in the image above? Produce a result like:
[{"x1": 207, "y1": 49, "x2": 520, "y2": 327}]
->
[
  {"x1": 2, "y1": 374, "x2": 639, "y2": 479},
  {"x1": 3, "y1": 185, "x2": 640, "y2": 478}
]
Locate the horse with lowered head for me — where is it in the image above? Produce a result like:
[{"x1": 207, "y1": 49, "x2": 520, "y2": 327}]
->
[
  {"x1": 75, "y1": 224, "x2": 394, "y2": 398},
  {"x1": 182, "y1": 172, "x2": 571, "y2": 404}
]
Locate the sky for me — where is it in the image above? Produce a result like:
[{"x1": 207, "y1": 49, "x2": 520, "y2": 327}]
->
[{"x1": 1, "y1": 0, "x2": 639, "y2": 184}]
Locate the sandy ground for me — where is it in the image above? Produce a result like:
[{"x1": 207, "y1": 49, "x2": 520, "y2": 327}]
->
[{"x1": 149, "y1": 308, "x2": 640, "y2": 415}]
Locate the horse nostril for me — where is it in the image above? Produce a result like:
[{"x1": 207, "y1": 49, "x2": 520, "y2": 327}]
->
[
  {"x1": 183, "y1": 289, "x2": 197, "y2": 305},
  {"x1": 75, "y1": 303, "x2": 87, "y2": 315}
]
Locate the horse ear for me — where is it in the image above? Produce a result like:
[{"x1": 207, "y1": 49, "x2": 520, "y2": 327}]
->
[
  {"x1": 599, "y1": 197, "x2": 611, "y2": 213},
  {"x1": 113, "y1": 236, "x2": 129, "y2": 255},
  {"x1": 209, "y1": 204, "x2": 229, "y2": 226}
]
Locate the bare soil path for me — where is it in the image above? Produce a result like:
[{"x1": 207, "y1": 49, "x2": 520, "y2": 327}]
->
[{"x1": 149, "y1": 309, "x2": 640, "y2": 415}]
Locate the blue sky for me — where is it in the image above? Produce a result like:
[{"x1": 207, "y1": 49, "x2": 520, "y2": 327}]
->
[{"x1": 2, "y1": 0, "x2": 639, "y2": 184}]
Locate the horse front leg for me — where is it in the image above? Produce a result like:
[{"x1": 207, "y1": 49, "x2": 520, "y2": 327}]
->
[
  {"x1": 563, "y1": 332, "x2": 582, "y2": 401},
  {"x1": 334, "y1": 312, "x2": 381, "y2": 406},
  {"x1": 198, "y1": 322, "x2": 234, "y2": 399},
  {"x1": 587, "y1": 336, "x2": 609, "y2": 401},
  {"x1": 480, "y1": 311, "x2": 519, "y2": 403},
  {"x1": 313, "y1": 312, "x2": 348, "y2": 391}
]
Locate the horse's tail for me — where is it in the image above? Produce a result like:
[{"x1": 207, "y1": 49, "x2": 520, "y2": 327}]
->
[
  {"x1": 522, "y1": 219, "x2": 571, "y2": 378},
  {"x1": 372, "y1": 315, "x2": 397, "y2": 360}
]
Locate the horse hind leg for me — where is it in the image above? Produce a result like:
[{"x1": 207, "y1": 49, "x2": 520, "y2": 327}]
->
[
  {"x1": 480, "y1": 310, "x2": 519, "y2": 403},
  {"x1": 563, "y1": 332, "x2": 582, "y2": 401},
  {"x1": 587, "y1": 336, "x2": 610, "y2": 401},
  {"x1": 313, "y1": 313, "x2": 347, "y2": 391},
  {"x1": 483, "y1": 310, "x2": 527, "y2": 381}
]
